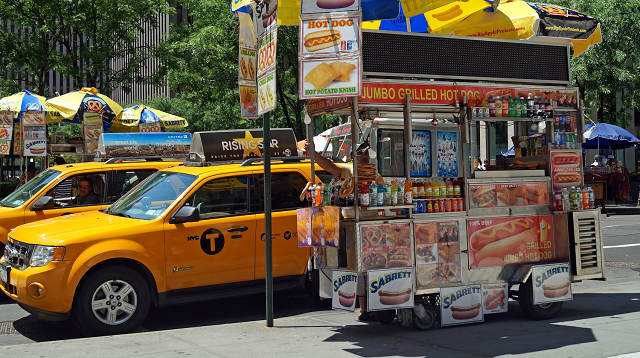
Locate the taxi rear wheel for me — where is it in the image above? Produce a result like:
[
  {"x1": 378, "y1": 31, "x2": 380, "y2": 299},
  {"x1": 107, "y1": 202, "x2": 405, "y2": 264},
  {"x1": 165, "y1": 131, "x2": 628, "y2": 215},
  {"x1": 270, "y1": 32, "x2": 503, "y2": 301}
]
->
[{"x1": 72, "y1": 266, "x2": 151, "y2": 336}]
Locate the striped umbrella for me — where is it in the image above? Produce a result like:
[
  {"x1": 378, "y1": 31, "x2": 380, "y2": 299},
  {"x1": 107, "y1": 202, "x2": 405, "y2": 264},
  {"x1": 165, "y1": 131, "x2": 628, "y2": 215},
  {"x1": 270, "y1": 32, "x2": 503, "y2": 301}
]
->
[
  {"x1": 112, "y1": 105, "x2": 188, "y2": 132},
  {"x1": 45, "y1": 87, "x2": 122, "y2": 125},
  {"x1": 0, "y1": 90, "x2": 62, "y2": 123}
]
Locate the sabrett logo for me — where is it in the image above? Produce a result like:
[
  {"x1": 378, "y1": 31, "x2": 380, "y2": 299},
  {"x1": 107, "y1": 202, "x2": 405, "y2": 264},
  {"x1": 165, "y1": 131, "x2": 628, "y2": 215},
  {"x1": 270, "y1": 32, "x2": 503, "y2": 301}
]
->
[
  {"x1": 535, "y1": 265, "x2": 569, "y2": 287},
  {"x1": 333, "y1": 273, "x2": 358, "y2": 292},
  {"x1": 369, "y1": 271, "x2": 412, "y2": 294},
  {"x1": 442, "y1": 286, "x2": 481, "y2": 309}
]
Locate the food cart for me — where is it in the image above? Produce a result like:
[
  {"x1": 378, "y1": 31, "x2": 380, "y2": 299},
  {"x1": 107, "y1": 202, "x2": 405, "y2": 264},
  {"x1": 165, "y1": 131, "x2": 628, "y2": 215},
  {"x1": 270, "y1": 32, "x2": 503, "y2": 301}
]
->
[{"x1": 299, "y1": 31, "x2": 605, "y2": 329}]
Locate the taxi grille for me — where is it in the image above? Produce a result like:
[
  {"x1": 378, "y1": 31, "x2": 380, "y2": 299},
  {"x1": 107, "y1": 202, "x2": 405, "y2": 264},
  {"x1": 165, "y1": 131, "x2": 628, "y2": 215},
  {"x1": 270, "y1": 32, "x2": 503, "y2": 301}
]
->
[{"x1": 4, "y1": 239, "x2": 32, "y2": 271}]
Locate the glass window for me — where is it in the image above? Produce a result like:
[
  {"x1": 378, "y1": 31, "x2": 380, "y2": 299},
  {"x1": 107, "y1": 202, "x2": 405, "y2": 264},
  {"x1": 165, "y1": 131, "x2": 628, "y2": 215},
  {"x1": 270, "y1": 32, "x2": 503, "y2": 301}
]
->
[
  {"x1": 0, "y1": 169, "x2": 60, "y2": 208},
  {"x1": 107, "y1": 169, "x2": 156, "y2": 203},
  {"x1": 107, "y1": 171, "x2": 196, "y2": 220},
  {"x1": 378, "y1": 129, "x2": 406, "y2": 177},
  {"x1": 182, "y1": 176, "x2": 250, "y2": 219},
  {"x1": 251, "y1": 172, "x2": 308, "y2": 212},
  {"x1": 45, "y1": 173, "x2": 107, "y2": 208}
]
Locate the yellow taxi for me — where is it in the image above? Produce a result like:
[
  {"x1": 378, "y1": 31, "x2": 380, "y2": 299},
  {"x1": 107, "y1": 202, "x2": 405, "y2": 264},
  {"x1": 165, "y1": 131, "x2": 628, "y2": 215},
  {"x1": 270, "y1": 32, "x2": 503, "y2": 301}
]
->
[
  {"x1": 0, "y1": 158, "x2": 182, "y2": 252},
  {"x1": 0, "y1": 129, "x2": 331, "y2": 335}
]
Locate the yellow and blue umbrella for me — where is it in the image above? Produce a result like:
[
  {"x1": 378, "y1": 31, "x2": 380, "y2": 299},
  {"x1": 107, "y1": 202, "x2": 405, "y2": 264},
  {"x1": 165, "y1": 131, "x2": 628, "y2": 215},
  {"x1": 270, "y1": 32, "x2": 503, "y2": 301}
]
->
[
  {"x1": 0, "y1": 90, "x2": 62, "y2": 123},
  {"x1": 45, "y1": 87, "x2": 122, "y2": 125},
  {"x1": 112, "y1": 105, "x2": 188, "y2": 132}
]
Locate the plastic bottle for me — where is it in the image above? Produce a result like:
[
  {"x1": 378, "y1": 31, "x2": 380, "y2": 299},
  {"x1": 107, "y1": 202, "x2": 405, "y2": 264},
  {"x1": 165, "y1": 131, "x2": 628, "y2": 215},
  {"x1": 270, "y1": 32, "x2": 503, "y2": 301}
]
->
[
  {"x1": 588, "y1": 187, "x2": 595, "y2": 209},
  {"x1": 359, "y1": 183, "x2": 369, "y2": 207},
  {"x1": 412, "y1": 181, "x2": 418, "y2": 201},
  {"x1": 397, "y1": 182, "x2": 404, "y2": 206},
  {"x1": 488, "y1": 96, "x2": 496, "y2": 117},
  {"x1": 569, "y1": 186, "x2": 578, "y2": 211},
  {"x1": 502, "y1": 96, "x2": 509, "y2": 117},
  {"x1": 582, "y1": 187, "x2": 589, "y2": 210},
  {"x1": 554, "y1": 190, "x2": 563, "y2": 211},
  {"x1": 391, "y1": 180, "x2": 398, "y2": 206},
  {"x1": 495, "y1": 96, "x2": 503, "y2": 117},
  {"x1": 527, "y1": 93, "x2": 535, "y2": 118},
  {"x1": 561, "y1": 187, "x2": 569, "y2": 211},
  {"x1": 446, "y1": 178, "x2": 453, "y2": 197},
  {"x1": 384, "y1": 181, "x2": 391, "y2": 206},
  {"x1": 454, "y1": 179, "x2": 461, "y2": 197},
  {"x1": 520, "y1": 97, "x2": 527, "y2": 117},
  {"x1": 439, "y1": 180, "x2": 447, "y2": 198},
  {"x1": 377, "y1": 183, "x2": 384, "y2": 207},
  {"x1": 369, "y1": 181, "x2": 377, "y2": 207},
  {"x1": 405, "y1": 179, "x2": 413, "y2": 204},
  {"x1": 417, "y1": 181, "x2": 425, "y2": 199},
  {"x1": 508, "y1": 96, "x2": 515, "y2": 117}
]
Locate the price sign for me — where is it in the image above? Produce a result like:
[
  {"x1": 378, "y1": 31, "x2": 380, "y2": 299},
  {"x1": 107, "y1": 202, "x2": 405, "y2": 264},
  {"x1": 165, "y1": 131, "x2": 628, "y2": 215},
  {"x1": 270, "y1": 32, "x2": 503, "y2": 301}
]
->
[{"x1": 257, "y1": 28, "x2": 277, "y2": 79}]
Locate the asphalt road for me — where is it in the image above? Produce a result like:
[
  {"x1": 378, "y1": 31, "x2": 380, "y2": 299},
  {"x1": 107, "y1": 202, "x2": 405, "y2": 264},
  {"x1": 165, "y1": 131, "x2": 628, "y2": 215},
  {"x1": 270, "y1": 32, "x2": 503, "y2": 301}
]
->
[{"x1": 0, "y1": 214, "x2": 638, "y2": 357}]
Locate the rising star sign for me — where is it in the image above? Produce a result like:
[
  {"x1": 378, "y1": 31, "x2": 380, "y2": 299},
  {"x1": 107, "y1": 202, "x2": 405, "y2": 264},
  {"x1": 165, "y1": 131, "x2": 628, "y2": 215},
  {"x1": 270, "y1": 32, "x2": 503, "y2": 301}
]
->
[{"x1": 233, "y1": 130, "x2": 263, "y2": 158}]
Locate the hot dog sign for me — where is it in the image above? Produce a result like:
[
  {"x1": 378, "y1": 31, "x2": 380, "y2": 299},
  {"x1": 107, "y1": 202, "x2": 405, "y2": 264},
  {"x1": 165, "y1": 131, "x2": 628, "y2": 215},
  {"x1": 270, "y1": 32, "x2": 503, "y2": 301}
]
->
[
  {"x1": 299, "y1": 15, "x2": 360, "y2": 57},
  {"x1": 367, "y1": 268, "x2": 414, "y2": 311},
  {"x1": 531, "y1": 263, "x2": 572, "y2": 304},
  {"x1": 332, "y1": 270, "x2": 358, "y2": 311},
  {"x1": 440, "y1": 284, "x2": 484, "y2": 326}
]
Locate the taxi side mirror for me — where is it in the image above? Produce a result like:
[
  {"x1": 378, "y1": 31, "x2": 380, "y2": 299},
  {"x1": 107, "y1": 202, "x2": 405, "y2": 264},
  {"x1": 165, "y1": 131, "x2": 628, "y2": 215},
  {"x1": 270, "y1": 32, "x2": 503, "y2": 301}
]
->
[
  {"x1": 31, "y1": 196, "x2": 54, "y2": 211},
  {"x1": 170, "y1": 206, "x2": 199, "y2": 224}
]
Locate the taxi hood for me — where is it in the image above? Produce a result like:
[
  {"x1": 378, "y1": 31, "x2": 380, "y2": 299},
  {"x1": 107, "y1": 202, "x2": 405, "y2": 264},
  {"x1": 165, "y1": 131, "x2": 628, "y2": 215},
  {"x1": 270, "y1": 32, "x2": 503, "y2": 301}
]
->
[{"x1": 8, "y1": 211, "x2": 155, "y2": 246}]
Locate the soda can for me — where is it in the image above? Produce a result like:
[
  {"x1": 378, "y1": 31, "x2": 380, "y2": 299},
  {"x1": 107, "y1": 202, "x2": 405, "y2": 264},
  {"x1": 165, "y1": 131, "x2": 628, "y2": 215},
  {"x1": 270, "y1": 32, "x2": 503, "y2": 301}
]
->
[
  {"x1": 416, "y1": 199, "x2": 425, "y2": 213},
  {"x1": 426, "y1": 199, "x2": 433, "y2": 213},
  {"x1": 444, "y1": 199, "x2": 452, "y2": 212},
  {"x1": 452, "y1": 199, "x2": 458, "y2": 212},
  {"x1": 412, "y1": 201, "x2": 419, "y2": 214},
  {"x1": 432, "y1": 199, "x2": 439, "y2": 213},
  {"x1": 458, "y1": 198, "x2": 464, "y2": 211}
]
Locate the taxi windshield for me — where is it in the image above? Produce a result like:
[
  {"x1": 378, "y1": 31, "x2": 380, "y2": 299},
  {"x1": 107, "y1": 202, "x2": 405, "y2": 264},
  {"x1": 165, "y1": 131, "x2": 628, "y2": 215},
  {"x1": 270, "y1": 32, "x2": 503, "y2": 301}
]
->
[
  {"x1": 106, "y1": 171, "x2": 196, "y2": 220},
  {"x1": 0, "y1": 169, "x2": 61, "y2": 208}
]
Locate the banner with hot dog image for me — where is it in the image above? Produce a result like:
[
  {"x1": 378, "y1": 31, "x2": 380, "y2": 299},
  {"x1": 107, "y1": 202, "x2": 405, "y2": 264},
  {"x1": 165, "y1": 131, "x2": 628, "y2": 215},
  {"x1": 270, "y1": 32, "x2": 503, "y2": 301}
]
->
[
  {"x1": 360, "y1": 223, "x2": 412, "y2": 271},
  {"x1": 301, "y1": 0, "x2": 360, "y2": 15},
  {"x1": 300, "y1": 57, "x2": 360, "y2": 99},
  {"x1": 482, "y1": 283, "x2": 508, "y2": 314},
  {"x1": 367, "y1": 268, "x2": 414, "y2": 311},
  {"x1": 0, "y1": 110, "x2": 13, "y2": 155},
  {"x1": 300, "y1": 14, "x2": 360, "y2": 57},
  {"x1": 550, "y1": 150, "x2": 582, "y2": 192},
  {"x1": 531, "y1": 263, "x2": 572, "y2": 304},
  {"x1": 470, "y1": 181, "x2": 550, "y2": 208},
  {"x1": 440, "y1": 284, "x2": 483, "y2": 326},
  {"x1": 332, "y1": 270, "x2": 358, "y2": 311},
  {"x1": 21, "y1": 111, "x2": 46, "y2": 157},
  {"x1": 467, "y1": 215, "x2": 554, "y2": 269},
  {"x1": 83, "y1": 112, "x2": 103, "y2": 154}
]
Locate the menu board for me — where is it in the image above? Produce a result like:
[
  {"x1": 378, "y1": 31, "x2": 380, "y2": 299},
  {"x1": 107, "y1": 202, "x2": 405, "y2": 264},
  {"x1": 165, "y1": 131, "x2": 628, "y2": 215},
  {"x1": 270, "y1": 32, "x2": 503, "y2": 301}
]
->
[
  {"x1": 360, "y1": 223, "x2": 411, "y2": 271},
  {"x1": 436, "y1": 131, "x2": 457, "y2": 177},
  {"x1": 22, "y1": 112, "x2": 46, "y2": 157},
  {"x1": 83, "y1": 112, "x2": 103, "y2": 153},
  {"x1": 482, "y1": 283, "x2": 508, "y2": 314},
  {"x1": 332, "y1": 270, "x2": 358, "y2": 312},
  {"x1": 414, "y1": 221, "x2": 461, "y2": 289},
  {"x1": 0, "y1": 111, "x2": 13, "y2": 155},
  {"x1": 531, "y1": 263, "x2": 572, "y2": 304},
  {"x1": 469, "y1": 182, "x2": 549, "y2": 209},
  {"x1": 440, "y1": 285, "x2": 483, "y2": 326},
  {"x1": 367, "y1": 268, "x2": 414, "y2": 311},
  {"x1": 409, "y1": 130, "x2": 431, "y2": 177},
  {"x1": 467, "y1": 215, "x2": 554, "y2": 269},
  {"x1": 550, "y1": 151, "x2": 582, "y2": 192}
]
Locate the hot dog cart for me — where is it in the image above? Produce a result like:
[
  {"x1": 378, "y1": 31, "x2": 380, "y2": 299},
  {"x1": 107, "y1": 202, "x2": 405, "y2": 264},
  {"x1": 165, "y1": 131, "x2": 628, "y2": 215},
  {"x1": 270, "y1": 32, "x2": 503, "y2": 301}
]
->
[{"x1": 298, "y1": 31, "x2": 605, "y2": 329}]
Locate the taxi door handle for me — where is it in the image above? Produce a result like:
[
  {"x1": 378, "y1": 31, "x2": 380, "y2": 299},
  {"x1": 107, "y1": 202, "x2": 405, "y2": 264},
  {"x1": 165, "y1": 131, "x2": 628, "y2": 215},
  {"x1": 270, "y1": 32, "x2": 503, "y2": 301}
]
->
[{"x1": 228, "y1": 226, "x2": 248, "y2": 233}]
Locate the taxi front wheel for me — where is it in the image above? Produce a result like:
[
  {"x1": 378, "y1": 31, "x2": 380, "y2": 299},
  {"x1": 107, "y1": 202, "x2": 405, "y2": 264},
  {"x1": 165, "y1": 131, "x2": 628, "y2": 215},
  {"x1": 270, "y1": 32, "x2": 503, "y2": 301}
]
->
[{"x1": 72, "y1": 266, "x2": 151, "y2": 336}]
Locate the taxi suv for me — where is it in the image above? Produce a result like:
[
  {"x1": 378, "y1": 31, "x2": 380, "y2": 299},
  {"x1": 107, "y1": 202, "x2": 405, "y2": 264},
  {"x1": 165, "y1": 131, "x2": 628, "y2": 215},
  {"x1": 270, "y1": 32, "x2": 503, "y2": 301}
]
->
[{"x1": 0, "y1": 159, "x2": 326, "y2": 335}]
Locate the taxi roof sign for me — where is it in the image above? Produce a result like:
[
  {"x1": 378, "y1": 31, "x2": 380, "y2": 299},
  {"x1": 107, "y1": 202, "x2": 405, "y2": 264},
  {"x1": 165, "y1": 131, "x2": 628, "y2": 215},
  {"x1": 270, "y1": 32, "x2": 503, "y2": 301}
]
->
[{"x1": 189, "y1": 129, "x2": 298, "y2": 163}]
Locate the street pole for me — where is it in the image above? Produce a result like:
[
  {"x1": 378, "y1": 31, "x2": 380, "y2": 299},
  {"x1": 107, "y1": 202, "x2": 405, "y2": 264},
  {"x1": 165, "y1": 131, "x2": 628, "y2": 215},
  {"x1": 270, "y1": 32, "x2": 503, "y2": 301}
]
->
[{"x1": 264, "y1": 111, "x2": 273, "y2": 327}]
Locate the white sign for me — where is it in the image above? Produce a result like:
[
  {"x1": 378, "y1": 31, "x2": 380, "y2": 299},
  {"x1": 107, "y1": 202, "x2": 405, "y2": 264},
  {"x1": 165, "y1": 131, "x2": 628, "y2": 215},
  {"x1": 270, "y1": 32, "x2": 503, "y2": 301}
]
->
[
  {"x1": 83, "y1": 112, "x2": 103, "y2": 153},
  {"x1": 332, "y1": 270, "x2": 358, "y2": 311},
  {"x1": 440, "y1": 285, "x2": 483, "y2": 326},
  {"x1": 239, "y1": 47, "x2": 257, "y2": 82},
  {"x1": 300, "y1": 57, "x2": 360, "y2": 99},
  {"x1": 257, "y1": 27, "x2": 277, "y2": 80},
  {"x1": 300, "y1": 14, "x2": 361, "y2": 57},
  {"x1": 258, "y1": 70, "x2": 277, "y2": 115},
  {"x1": 22, "y1": 111, "x2": 47, "y2": 157},
  {"x1": 301, "y1": 0, "x2": 360, "y2": 15},
  {"x1": 238, "y1": 10, "x2": 257, "y2": 48},
  {"x1": 531, "y1": 263, "x2": 572, "y2": 304},
  {"x1": 482, "y1": 283, "x2": 508, "y2": 314},
  {"x1": 367, "y1": 268, "x2": 414, "y2": 311}
]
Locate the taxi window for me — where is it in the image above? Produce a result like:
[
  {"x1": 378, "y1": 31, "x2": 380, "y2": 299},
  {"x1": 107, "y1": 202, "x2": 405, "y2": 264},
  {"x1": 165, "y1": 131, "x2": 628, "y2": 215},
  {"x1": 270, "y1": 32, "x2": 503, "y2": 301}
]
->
[
  {"x1": 251, "y1": 172, "x2": 307, "y2": 212},
  {"x1": 182, "y1": 176, "x2": 250, "y2": 219},
  {"x1": 0, "y1": 169, "x2": 60, "y2": 208},
  {"x1": 46, "y1": 173, "x2": 108, "y2": 208},
  {"x1": 107, "y1": 169, "x2": 156, "y2": 202}
]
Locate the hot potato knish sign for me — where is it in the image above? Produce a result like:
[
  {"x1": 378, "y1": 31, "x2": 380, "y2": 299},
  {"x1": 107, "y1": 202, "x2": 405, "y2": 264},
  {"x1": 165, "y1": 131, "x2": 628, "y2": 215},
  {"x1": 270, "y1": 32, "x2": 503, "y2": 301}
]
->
[
  {"x1": 441, "y1": 285, "x2": 483, "y2": 326},
  {"x1": 367, "y1": 268, "x2": 414, "y2": 311}
]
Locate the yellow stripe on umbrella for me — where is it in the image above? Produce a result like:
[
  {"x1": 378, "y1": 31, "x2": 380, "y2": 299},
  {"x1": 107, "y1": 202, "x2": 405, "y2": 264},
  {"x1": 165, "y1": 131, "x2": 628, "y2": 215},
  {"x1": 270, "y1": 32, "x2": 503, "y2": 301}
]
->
[{"x1": 46, "y1": 87, "x2": 122, "y2": 123}]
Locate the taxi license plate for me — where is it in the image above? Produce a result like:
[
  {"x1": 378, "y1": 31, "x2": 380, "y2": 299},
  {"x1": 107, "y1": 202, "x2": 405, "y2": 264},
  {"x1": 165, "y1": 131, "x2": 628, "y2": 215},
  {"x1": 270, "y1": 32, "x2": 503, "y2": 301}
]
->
[{"x1": 0, "y1": 263, "x2": 9, "y2": 285}]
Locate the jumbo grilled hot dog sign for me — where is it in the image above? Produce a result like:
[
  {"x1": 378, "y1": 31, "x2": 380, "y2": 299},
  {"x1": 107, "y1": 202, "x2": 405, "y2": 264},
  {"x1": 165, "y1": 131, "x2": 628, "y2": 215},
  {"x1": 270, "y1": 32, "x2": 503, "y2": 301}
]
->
[
  {"x1": 367, "y1": 268, "x2": 414, "y2": 311},
  {"x1": 332, "y1": 270, "x2": 358, "y2": 311},
  {"x1": 440, "y1": 284, "x2": 483, "y2": 326},
  {"x1": 531, "y1": 263, "x2": 572, "y2": 304}
]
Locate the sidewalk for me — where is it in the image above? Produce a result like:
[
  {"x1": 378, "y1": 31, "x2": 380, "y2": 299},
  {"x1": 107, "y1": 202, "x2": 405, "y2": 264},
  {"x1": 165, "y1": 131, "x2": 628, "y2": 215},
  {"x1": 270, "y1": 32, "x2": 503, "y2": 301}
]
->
[
  {"x1": 602, "y1": 203, "x2": 640, "y2": 215},
  {"x1": 1, "y1": 270, "x2": 639, "y2": 358}
]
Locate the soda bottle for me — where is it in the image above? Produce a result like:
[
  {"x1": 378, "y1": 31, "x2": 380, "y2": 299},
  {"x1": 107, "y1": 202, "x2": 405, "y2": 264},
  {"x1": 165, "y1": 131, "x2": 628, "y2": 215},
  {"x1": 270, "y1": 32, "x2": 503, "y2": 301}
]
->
[
  {"x1": 569, "y1": 186, "x2": 578, "y2": 211},
  {"x1": 359, "y1": 183, "x2": 369, "y2": 207},
  {"x1": 489, "y1": 96, "x2": 496, "y2": 117},
  {"x1": 439, "y1": 180, "x2": 447, "y2": 198},
  {"x1": 412, "y1": 181, "x2": 418, "y2": 201},
  {"x1": 588, "y1": 187, "x2": 595, "y2": 209},
  {"x1": 554, "y1": 190, "x2": 563, "y2": 211},
  {"x1": 309, "y1": 183, "x2": 317, "y2": 206},
  {"x1": 527, "y1": 93, "x2": 535, "y2": 118},
  {"x1": 495, "y1": 96, "x2": 503, "y2": 117},
  {"x1": 404, "y1": 179, "x2": 413, "y2": 204},
  {"x1": 377, "y1": 183, "x2": 384, "y2": 207},
  {"x1": 397, "y1": 182, "x2": 404, "y2": 206},
  {"x1": 562, "y1": 187, "x2": 570, "y2": 211},
  {"x1": 482, "y1": 95, "x2": 490, "y2": 118},
  {"x1": 453, "y1": 179, "x2": 461, "y2": 197},
  {"x1": 502, "y1": 96, "x2": 509, "y2": 117},
  {"x1": 582, "y1": 187, "x2": 589, "y2": 210},
  {"x1": 391, "y1": 180, "x2": 398, "y2": 206},
  {"x1": 384, "y1": 181, "x2": 391, "y2": 206},
  {"x1": 323, "y1": 181, "x2": 331, "y2": 206},
  {"x1": 446, "y1": 178, "x2": 454, "y2": 197},
  {"x1": 430, "y1": 181, "x2": 438, "y2": 199},
  {"x1": 418, "y1": 181, "x2": 426, "y2": 199},
  {"x1": 369, "y1": 181, "x2": 377, "y2": 207}
]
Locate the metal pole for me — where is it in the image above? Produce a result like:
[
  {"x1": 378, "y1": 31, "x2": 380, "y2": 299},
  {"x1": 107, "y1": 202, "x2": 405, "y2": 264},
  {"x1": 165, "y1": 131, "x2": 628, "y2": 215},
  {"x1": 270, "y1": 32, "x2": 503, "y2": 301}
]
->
[
  {"x1": 263, "y1": 112, "x2": 273, "y2": 327},
  {"x1": 305, "y1": 110, "x2": 315, "y2": 183},
  {"x1": 350, "y1": 98, "x2": 359, "y2": 221},
  {"x1": 403, "y1": 94, "x2": 412, "y2": 179}
]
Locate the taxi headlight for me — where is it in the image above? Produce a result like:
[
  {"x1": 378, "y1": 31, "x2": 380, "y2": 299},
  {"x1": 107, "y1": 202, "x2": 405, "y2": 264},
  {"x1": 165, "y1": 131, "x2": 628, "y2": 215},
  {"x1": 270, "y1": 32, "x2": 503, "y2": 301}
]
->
[{"x1": 29, "y1": 245, "x2": 65, "y2": 267}]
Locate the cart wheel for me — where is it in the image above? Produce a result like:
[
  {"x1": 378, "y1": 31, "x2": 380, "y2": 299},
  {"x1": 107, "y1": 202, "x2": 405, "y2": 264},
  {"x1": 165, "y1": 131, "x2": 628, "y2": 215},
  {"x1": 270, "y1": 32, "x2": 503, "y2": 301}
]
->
[
  {"x1": 377, "y1": 310, "x2": 396, "y2": 324},
  {"x1": 413, "y1": 303, "x2": 439, "y2": 331},
  {"x1": 518, "y1": 278, "x2": 563, "y2": 320}
]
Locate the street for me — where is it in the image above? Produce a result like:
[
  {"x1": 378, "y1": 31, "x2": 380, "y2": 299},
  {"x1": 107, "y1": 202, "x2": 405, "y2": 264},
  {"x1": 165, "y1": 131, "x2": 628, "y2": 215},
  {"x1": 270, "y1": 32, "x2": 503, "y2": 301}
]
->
[{"x1": 0, "y1": 214, "x2": 639, "y2": 357}]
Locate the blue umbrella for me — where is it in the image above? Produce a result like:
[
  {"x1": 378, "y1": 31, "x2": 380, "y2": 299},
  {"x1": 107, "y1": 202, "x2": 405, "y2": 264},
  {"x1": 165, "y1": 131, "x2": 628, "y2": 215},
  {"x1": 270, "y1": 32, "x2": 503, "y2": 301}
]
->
[
  {"x1": 501, "y1": 146, "x2": 515, "y2": 156},
  {"x1": 583, "y1": 123, "x2": 640, "y2": 149}
]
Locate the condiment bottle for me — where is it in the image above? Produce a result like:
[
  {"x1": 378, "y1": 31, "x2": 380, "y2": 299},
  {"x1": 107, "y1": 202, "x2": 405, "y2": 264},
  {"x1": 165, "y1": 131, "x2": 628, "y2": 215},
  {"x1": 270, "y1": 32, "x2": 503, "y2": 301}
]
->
[
  {"x1": 446, "y1": 178, "x2": 454, "y2": 197},
  {"x1": 439, "y1": 180, "x2": 447, "y2": 198},
  {"x1": 425, "y1": 181, "x2": 432, "y2": 199},
  {"x1": 404, "y1": 179, "x2": 412, "y2": 204},
  {"x1": 418, "y1": 181, "x2": 426, "y2": 199},
  {"x1": 453, "y1": 179, "x2": 461, "y2": 197}
]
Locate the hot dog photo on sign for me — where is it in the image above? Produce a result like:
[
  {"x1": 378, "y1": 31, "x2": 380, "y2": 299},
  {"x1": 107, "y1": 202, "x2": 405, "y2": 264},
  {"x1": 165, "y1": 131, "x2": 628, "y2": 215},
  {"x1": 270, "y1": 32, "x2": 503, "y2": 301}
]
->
[
  {"x1": 367, "y1": 268, "x2": 414, "y2": 311},
  {"x1": 550, "y1": 151, "x2": 582, "y2": 190},
  {"x1": 531, "y1": 263, "x2": 572, "y2": 304},
  {"x1": 300, "y1": 15, "x2": 360, "y2": 57},
  {"x1": 482, "y1": 283, "x2": 508, "y2": 314},
  {"x1": 332, "y1": 270, "x2": 358, "y2": 311},
  {"x1": 440, "y1": 285, "x2": 483, "y2": 326}
]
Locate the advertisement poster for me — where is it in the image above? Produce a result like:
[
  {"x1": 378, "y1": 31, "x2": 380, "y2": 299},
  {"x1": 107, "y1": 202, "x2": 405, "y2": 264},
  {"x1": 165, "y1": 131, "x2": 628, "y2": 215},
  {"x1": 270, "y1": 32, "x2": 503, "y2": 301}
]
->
[
  {"x1": 367, "y1": 268, "x2": 414, "y2": 311},
  {"x1": 531, "y1": 263, "x2": 572, "y2": 304},
  {"x1": 257, "y1": 27, "x2": 277, "y2": 79},
  {"x1": 360, "y1": 223, "x2": 411, "y2": 271},
  {"x1": 482, "y1": 283, "x2": 508, "y2": 314},
  {"x1": 0, "y1": 111, "x2": 13, "y2": 155},
  {"x1": 469, "y1": 182, "x2": 549, "y2": 208},
  {"x1": 414, "y1": 221, "x2": 461, "y2": 288},
  {"x1": 239, "y1": 47, "x2": 257, "y2": 82},
  {"x1": 301, "y1": 0, "x2": 360, "y2": 15},
  {"x1": 436, "y1": 131, "x2": 457, "y2": 177},
  {"x1": 409, "y1": 130, "x2": 431, "y2": 177},
  {"x1": 258, "y1": 70, "x2": 277, "y2": 115},
  {"x1": 255, "y1": 0, "x2": 277, "y2": 37},
  {"x1": 467, "y1": 215, "x2": 554, "y2": 269},
  {"x1": 138, "y1": 122, "x2": 161, "y2": 133},
  {"x1": 550, "y1": 151, "x2": 582, "y2": 192},
  {"x1": 239, "y1": 83, "x2": 259, "y2": 119},
  {"x1": 300, "y1": 57, "x2": 360, "y2": 99},
  {"x1": 21, "y1": 111, "x2": 45, "y2": 126},
  {"x1": 83, "y1": 112, "x2": 103, "y2": 153},
  {"x1": 332, "y1": 270, "x2": 358, "y2": 312},
  {"x1": 22, "y1": 111, "x2": 46, "y2": 157},
  {"x1": 97, "y1": 133, "x2": 190, "y2": 158},
  {"x1": 237, "y1": 9, "x2": 257, "y2": 48},
  {"x1": 297, "y1": 206, "x2": 339, "y2": 248},
  {"x1": 440, "y1": 285, "x2": 483, "y2": 326},
  {"x1": 12, "y1": 123, "x2": 22, "y2": 155},
  {"x1": 300, "y1": 14, "x2": 360, "y2": 57}
]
